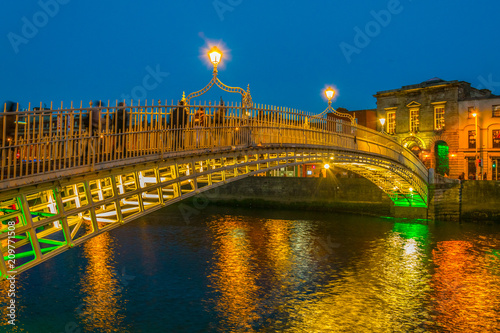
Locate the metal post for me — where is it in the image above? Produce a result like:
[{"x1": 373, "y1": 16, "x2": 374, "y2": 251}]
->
[{"x1": 475, "y1": 114, "x2": 479, "y2": 180}]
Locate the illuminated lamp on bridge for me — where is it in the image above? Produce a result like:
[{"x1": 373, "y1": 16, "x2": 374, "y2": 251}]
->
[
  {"x1": 208, "y1": 46, "x2": 222, "y2": 71},
  {"x1": 186, "y1": 42, "x2": 252, "y2": 108},
  {"x1": 316, "y1": 86, "x2": 356, "y2": 124},
  {"x1": 325, "y1": 87, "x2": 335, "y2": 101}
]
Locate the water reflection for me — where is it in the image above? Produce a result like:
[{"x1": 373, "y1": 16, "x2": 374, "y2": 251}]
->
[
  {"x1": 432, "y1": 240, "x2": 500, "y2": 332},
  {"x1": 208, "y1": 217, "x2": 260, "y2": 331},
  {"x1": 78, "y1": 233, "x2": 129, "y2": 333},
  {"x1": 1, "y1": 208, "x2": 500, "y2": 332},
  {"x1": 281, "y1": 222, "x2": 432, "y2": 332},
  {"x1": 0, "y1": 276, "x2": 24, "y2": 333}
]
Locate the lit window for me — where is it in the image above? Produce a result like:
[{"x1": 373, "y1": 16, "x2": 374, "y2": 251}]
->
[
  {"x1": 410, "y1": 108, "x2": 419, "y2": 133},
  {"x1": 386, "y1": 111, "x2": 396, "y2": 134},
  {"x1": 493, "y1": 105, "x2": 500, "y2": 117},
  {"x1": 468, "y1": 130, "x2": 476, "y2": 149},
  {"x1": 336, "y1": 120, "x2": 343, "y2": 133},
  {"x1": 434, "y1": 106, "x2": 445, "y2": 130},
  {"x1": 493, "y1": 130, "x2": 500, "y2": 148},
  {"x1": 468, "y1": 106, "x2": 476, "y2": 119}
]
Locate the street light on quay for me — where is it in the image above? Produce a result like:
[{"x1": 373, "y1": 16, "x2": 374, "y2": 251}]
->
[
  {"x1": 472, "y1": 111, "x2": 479, "y2": 180},
  {"x1": 379, "y1": 118, "x2": 386, "y2": 133}
]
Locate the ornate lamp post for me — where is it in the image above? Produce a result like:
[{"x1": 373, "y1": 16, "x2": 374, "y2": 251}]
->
[
  {"x1": 379, "y1": 118, "x2": 386, "y2": 133},
  {"x1": 185, "y1": 45, "x2": 252, "y2": 109},
  {"x1": 325, "y1": 87, "x2": 335, "y2": 104},
  {"x1": 209, "y1": 46, "x2": 222, "y2": 72},
  {"x1": 314, "y1": 87, "x2": 355, "y2": 125}
]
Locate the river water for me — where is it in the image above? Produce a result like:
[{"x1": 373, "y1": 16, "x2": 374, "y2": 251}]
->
[{"x1": 1, "y1": 205, "x2": 500, "y2": 333}]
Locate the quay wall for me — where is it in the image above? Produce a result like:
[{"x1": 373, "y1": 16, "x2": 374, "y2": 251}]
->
[
  {"x1": 198, "y1": 176, "x2": 393, "y2": 217},
  {"x1": 192, "y1": 176, "x2": 500, "y2": 223}
]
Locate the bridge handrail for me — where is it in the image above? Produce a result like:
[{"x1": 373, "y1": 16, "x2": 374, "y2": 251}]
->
[{"x1": 0, "y1": 101, "x2": 428, "y2": 188}]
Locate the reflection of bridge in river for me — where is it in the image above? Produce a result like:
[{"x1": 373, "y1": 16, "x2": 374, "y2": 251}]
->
[{"x1": 0, "y1": 101, "x2": 429, "y2": 277}]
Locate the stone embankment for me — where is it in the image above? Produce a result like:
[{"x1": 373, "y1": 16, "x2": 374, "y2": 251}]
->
[{"x1": 193, "y1": 175, "x2": 500, "y2": 223}]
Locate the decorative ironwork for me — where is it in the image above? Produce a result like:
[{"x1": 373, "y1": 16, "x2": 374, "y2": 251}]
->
[
  {"x1": 316, "y1": 99, "x2": 356, "y2": 124},
  {"x1": 185, "y1": 66, "x2": 253, "y2": 108}
]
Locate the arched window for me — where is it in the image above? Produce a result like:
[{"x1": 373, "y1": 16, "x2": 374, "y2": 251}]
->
[{"x1": 434, "y1": 141, "x2": 449, "y2": 176}]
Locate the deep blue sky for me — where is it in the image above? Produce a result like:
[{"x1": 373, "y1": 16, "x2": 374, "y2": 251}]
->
[{"x1": 1, "y1": 0, "x2": 499, "y2": 112}]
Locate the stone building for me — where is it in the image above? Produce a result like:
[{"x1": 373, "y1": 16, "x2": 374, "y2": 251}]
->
[
  {"x1": 458, "y1": 96, "x2": 500, "y2": 180},
  {"x1": 374, "y1": 78, "x2": 494, "y2": 178},
  {"x1": 327, "y1": 108, "x2": 377, "y2": 130}
]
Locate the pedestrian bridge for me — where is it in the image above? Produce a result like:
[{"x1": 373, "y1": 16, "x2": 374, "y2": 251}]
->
[{"x1": 0, "y1": 101, "x2": 428, "y2": 278}]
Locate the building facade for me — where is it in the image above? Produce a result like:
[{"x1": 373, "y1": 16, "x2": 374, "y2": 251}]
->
[
  {"x1": 458, "y1": 96, "x2": 500, "y2": 180},
  {"x1": 327, "y1": 108, "x2": 377, "y2": 130},
  {"x1": 374, "y1": 78, "x2": 494, "y2": 178}
]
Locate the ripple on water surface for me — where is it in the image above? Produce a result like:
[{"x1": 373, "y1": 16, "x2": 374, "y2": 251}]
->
[{"x1": 0, "y1": 207, "x2": 499, "y2": 332}]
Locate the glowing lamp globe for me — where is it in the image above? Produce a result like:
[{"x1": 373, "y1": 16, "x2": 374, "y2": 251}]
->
[
  {"x1": 325, "y1": 87, "x2": 335, "y2": 101},
  {"x1": 208, "y1": 46, "x2": 222, "y2": 66},
  {"x1": 379, "y1": 118, "x2": 386, "y2": 126}
]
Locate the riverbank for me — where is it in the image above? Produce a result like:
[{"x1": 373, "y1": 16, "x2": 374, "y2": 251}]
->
[{"x1": 188, "y1": 176, "x2": 500, "y2": 223}]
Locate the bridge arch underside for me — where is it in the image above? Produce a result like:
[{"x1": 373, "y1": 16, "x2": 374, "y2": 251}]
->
[
  {"x1": 329, "y1": 151, "x2": 427, "y2": 208},
  {"x1": 0, "y1": 146, "x2": 427, "y2": 278}
]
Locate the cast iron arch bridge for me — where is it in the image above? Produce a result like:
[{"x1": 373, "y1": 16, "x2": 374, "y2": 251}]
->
[{"x1": 0, "y1": 101, "x2": 428, "y2": 278}]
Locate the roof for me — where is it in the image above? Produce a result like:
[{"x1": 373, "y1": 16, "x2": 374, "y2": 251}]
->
[{"x1": 375, "y1": 78, "x2": 459, "y2": 95}]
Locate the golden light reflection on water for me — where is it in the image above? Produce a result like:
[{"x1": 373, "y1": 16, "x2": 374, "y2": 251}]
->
[
  {"x1": 281, "y1": 228, "x2": 432, "y2": 332},
  {"x1": 0, "y1": 277, "x2": 24, "y2": 332},
  {"x1": 78, "y1": 232, "x2": 129, "y2": 333},
  {"x1": 207, "y1": 218, "x2": 452, "y2": 332},
  {"x1": 432, "y1": 240, "x2": 500, "y2": 332},
  {"x1": 208, "y1": 217, "x2": 260, "y2": 331},
  {"x1": 263, "y1": 219, "x2": 293, "y2": 282}
]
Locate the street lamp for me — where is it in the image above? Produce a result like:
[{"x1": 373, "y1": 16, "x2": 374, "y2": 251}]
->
[
  {"x1": 472, "y1": 112, "x2": 479, "y2": 179},
  {"x1": 379, "y1": 118, "x2": 386, "y2": 133},
  {"x1": 313, "y1": 86, "x2": 355, "y2": 124},
  {"x1": 208, "y1": 46, "x2": 222, "y2": 73},
  {"x1": 186, "y1": 43, "x2": 252, "y2": 108},
  {"x1": 325, "y1": 87, "x2": 335, "y2": 105}
]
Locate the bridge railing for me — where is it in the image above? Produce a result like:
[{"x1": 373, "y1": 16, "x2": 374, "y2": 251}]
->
[{"x1": 0, "y1": 101, "x2": 428, "y2": 186}]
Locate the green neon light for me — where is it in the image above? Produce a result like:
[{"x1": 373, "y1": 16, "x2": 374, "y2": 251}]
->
[
  {"x1": 489, "y1": 249, "x2": 500, "y2": 258},
  {"x1": 38, "y1": 238, "x2": 65, "y2": 246},
  {"x1": 3, "y1": 246, "x2": 61, "y2": 261},
  {"x1": 40, "y1": 246, "x2": 60, "y2": 253},
  {"x1": 393, "y1": 223, "x2": 429, "y2": 240},
  {"x1": 4, "y1": 250, "x2": 34, "y2": 260},
  {"x1": 393, "y1": 196, "x2": 427, "y2": 208},
  {"x1": 435, "y1": 141, "x2": 450, "y2": 176},
  {"x1": 0, "y1": 208, "x2": 56, "y2": 217}
]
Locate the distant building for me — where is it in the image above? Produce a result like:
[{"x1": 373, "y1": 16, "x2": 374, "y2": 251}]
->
[
  {"x1": 458, "y1": 95, "x2": 500, "y2": 180},
  {"x1": 374, "y1": 78, "x2": 494, "y2": 178},
  {"x1": 327, "y1": 107, "x2": 377, "y2": 130}
]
